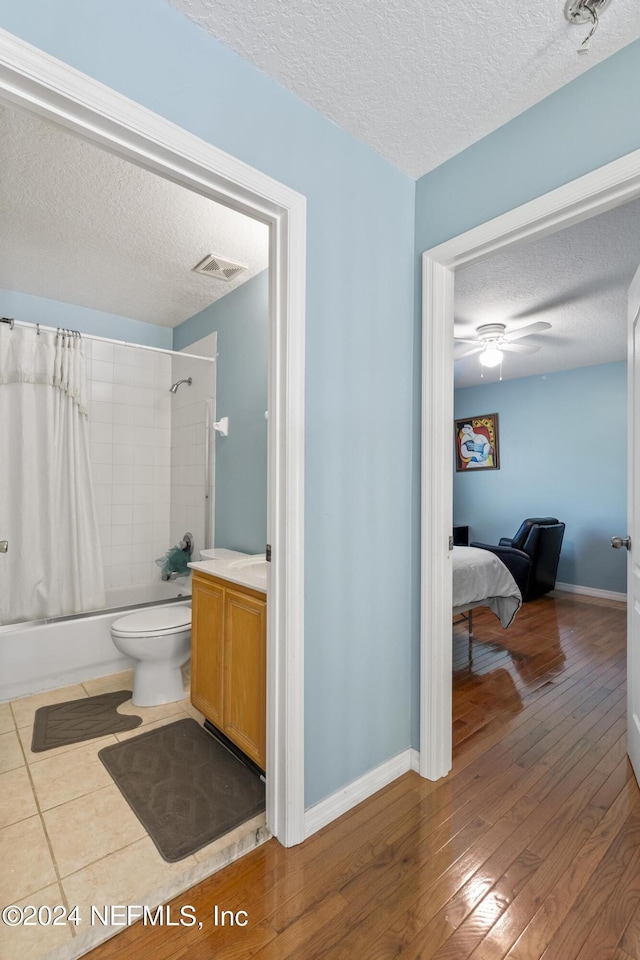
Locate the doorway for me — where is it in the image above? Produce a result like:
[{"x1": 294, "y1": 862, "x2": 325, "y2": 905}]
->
[
  {"x1": 0, "y1": 31, "x2": 306, "y2": 846},
  {"x1": 419, "y1": 149, "x2": 640, "y2": 780}
]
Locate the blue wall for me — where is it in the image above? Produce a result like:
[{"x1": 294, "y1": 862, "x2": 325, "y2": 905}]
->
[
  {"x1": 4, "y1": 0, "x2": 636, "y2": 795},
  {"x1": 415, "y1": 39, "x2": 640, "y2": 252},
  {"x1": 0, "y1": 0, "x2": 417, "y2": 806},
  {"x1": 454, "y1": 363, "x2": 627, "y2": 594},
  {"x1": 174, "y1": 272, "x2": 268, "y2": 556},
  {"x1": 411, "y1": 42, "x2": 640, "y2": 745},
  {"x1": 0, "y1": 289, "x2": 171, "y2": 348}
]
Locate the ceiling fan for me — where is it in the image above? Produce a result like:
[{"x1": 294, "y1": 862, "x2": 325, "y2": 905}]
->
[{"x1": 454, "y1": 320, "x2": 552, "y2": 368}]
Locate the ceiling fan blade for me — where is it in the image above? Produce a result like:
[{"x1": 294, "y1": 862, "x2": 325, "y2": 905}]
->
[
  {"x1": 503, "y1": 321, "x2": 552, "y2": 341},
  {"x1": 454, "y1": 343, "x2": 483, "y2": 360},
  {"x1": 453, "y1": 337, "x2": 481, "y2": 345},
  {"x1": 501, "y1": 342, "x2": 541, "y2": 354}
]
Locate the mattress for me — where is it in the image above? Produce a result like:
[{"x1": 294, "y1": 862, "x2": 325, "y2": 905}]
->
[{"x1": 452, "y1": 546, "x2": 522, "y2": 628}]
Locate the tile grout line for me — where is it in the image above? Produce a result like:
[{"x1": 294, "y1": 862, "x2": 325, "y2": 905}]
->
[
  {"x1": 4, "y1": 683, "x2": 198, "y2": 937},
  {"x1": 6, "y1": 681, "x2": 146, "y2": 927},
  {"x1": 3, "y1": 686, "x2": 264, "y2": 958},
  {"x1": 32, "y1": 707, "x2": 194, "y2": 866},
  {"x1": 32, "y1": 779, "x2": 118, "y2": 817},
  {"x1": 10, "y1": 703, "x2": 78, "y2": 939}
]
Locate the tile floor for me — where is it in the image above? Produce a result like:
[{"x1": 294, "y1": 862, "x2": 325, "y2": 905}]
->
[{"x1": 0, "y1": 669, "x2": 267, "y2": 960}]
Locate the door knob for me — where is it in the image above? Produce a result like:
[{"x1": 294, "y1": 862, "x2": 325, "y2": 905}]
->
[
  {"x1": 0, "y1": 541, "x2": 7, "y2": 553},
  {"x1": 611, "y1": 536, "x2": 631, "y2": 550}
]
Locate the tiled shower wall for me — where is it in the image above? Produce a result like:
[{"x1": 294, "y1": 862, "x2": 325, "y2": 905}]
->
[
  {"x1": 170, "y1": 349, "x2": 216, "y2": 560},
  {"x1": 85, "y1": 340, "x2": 172, "y2": 590}
]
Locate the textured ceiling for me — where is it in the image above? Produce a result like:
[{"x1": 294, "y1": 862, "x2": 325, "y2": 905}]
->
[
  {"x1": 454, "y1": 197, "x2": 640, "y2": 388},
  {"x1": 0, "y1": 104, "x2": 269, "y2": 327},
  {"x1": 168, "y1": 0, "x2": 640, "y2": 178}
]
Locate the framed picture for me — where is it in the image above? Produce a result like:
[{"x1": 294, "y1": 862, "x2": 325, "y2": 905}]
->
[{"x1": 454, "y1": 413, "x2": 500, "y2": 472}]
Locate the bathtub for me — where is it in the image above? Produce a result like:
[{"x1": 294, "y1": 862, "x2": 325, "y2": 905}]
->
[{"x1": 0, "y1": 576, "x2": 192, "y2": 703}]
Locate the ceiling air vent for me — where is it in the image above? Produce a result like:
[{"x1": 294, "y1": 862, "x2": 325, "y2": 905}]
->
[{"x1": 192, "y1": 254, "x2": 247, "y2": 282}]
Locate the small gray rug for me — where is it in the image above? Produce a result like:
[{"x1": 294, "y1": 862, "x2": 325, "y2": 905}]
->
[
  {"x1": 98, "y1": 718, "x2": 265, "y2": 862},
  {"x1": 31, "y1": 690, "x2": 142, "y2": 752}
]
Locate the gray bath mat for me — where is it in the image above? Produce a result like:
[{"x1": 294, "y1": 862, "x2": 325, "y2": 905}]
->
[
  {"x1": 31, "y1": 690, "x2": 142, "y2": 752},
  {"x1": 98, "y1": 718, "x2": 265, "y2": 862}
]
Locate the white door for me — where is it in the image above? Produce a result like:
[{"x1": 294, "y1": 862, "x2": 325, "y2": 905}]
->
[{"x1": 626, "y1": 264, "x2": 640, "y2": 782}]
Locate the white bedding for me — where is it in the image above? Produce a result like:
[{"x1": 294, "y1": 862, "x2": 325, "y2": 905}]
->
[{"x1": 452, "y1": 546, "x2": 522, "y2": 628}]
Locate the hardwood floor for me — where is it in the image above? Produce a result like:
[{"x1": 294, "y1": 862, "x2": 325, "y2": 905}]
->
[{"x1": 86, "y1": 593, "x2": 637, "y2": 960}]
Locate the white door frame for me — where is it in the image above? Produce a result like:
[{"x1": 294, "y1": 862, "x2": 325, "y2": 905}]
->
[
  {"x1": 0, "y1": 29, "x2": 306, "y2": 845},
  {"x1": 627, "y1": 265, "x2": 640, "y2": 785},
  {"x1": 421, "y1": 148, "x2": 640, "y2": 780}
]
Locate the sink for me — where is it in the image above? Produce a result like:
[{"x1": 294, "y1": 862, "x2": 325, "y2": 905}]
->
[
  {"x1": 229, "y1": 554, "x2": 267, "y2": 569},
  {"x1": 229, "y1": 555, "x2": 267, "y2": 583},
  {"x1": 199, "y1": 548, "x2": 239, "y2": 561},
  {"x1": 194, "y1": 550, "x2": 268, "y2": 585}
]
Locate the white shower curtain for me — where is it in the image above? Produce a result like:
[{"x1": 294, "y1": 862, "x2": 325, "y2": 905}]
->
[{"x1": 0, "y1": 325, "x2": 105, "y2": 624}]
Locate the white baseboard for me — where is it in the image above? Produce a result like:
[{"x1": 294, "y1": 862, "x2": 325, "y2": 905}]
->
[
  {"x1": 554, "y1": 582, "x2": 627, "y2": 603},
  {"x1": 304, "y1": 747, "x2": 420, "y2": 840}
]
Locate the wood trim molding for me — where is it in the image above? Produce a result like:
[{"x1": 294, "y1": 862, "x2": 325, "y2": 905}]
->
[
  {"x1": 0, "y1": 28, "x2": 306, "y2": 846},
  {"x1": 426, "y1": 150, "x2": 640, "y2": 271},
  {"x1": 0, "y1": 31, "x2": 298, "y2": 218},
  {"x1": 420, "y1": 146, "x2": 640, "y2": 782},
  {"x1": 267, "y1": 203, "x2": 306, "y2": 847},
  {"x1": 304, "y1": 749, "x2": 418, "y2": 839},
  {"x1": 420, "y1": 257, "x2": 453, "y2": 781},
  {"x1": 554, "y1": 583, "x2": 627, "y2": 603},
  {"x1": 191, "y1": 570, "x2": 267, "y2": 600}
]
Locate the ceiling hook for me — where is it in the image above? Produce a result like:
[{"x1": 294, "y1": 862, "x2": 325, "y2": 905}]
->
[
  {"x1": 564, "y1": 0, "x2": 612, "y2": 54},
  {"x1": 578, "y1": 0, "x2": 599, "y2": 54}
]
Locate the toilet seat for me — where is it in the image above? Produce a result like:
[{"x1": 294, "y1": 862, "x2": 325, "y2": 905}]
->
[{"x1": 111, "y1": 603, "x2": 191, "y2": 639}]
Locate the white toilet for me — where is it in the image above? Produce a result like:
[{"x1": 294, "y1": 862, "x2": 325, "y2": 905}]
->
[{"x1": 110, "y1": 603, "x2": 192, "y2": 707}]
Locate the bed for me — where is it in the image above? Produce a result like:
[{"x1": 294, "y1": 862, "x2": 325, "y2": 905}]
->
[{"x1": 452, "y1": 546, "x2": 522, "y2": 643}]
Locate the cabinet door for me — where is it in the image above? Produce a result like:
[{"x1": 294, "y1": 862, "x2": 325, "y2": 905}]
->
[
  {"x1": 224, "y1": 588, "x2": 266, "y2": 769},
  {"x1": 191, "y1": 575, "x2": 225, "y2": 729}
]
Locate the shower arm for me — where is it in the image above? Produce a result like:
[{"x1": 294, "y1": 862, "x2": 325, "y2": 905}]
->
[{"x1": 169, "y1": 377, "x2": 192, "y2": 393}]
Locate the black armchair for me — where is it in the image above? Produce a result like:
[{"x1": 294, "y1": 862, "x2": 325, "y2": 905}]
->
[{"x1": 470, "y1": 517, "x2": 566, "y2": 602}]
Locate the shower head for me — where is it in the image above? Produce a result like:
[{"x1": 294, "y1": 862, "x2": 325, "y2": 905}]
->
[{"x1": 170, "y1": 377, "x2": 192, "y2": 394}]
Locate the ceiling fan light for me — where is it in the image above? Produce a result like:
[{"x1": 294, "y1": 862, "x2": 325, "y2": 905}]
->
[{"x1": 479, "y1": 344, "x2": 503, "y2": 368}]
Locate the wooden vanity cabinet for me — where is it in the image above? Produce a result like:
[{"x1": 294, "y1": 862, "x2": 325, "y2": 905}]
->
[
  {"x1": 190, "y1": 575, "x2": 225, "y2": 730},
  {"x1": 191, "y1": 571, "x2": 266, "y2": 770}
]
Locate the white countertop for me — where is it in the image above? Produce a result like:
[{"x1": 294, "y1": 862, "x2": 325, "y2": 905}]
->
[{"x1": 188, "y1": 549, "x2": 268, "y2": 594}]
